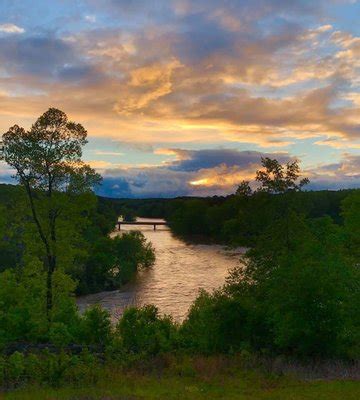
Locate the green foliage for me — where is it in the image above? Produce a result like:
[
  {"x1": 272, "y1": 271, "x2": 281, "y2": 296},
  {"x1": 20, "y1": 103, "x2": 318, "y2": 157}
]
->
[
  {"x1": 49, "y1": 323, "x2": 73, "y2": 348},
  {"x1": 111, "y1": 231, "x2": 155, "y2": 282},
  {"x1": 0, "y1": 159, "x2": 359, "y2": 384},
  {"x1": 342, "y1": 191, "x2": 360, "y2": 260},
  {"x1": 181, "y1": 290, "x2": 253, "y2": 354},
  {"x1": 3, "y1": 363, "x2": 360, "y2": 399},
  {"x1": 0, "y1": 262, "x2": 48, "y2": 348},
  {"x1": 7, "y1": 352, "x2": 25, "y2": 384},
  {"x1": 168, "y1": 190, "x2": 357, "y2": 246},
  {"x1": 169, "y1": 199, "x2": 210, "y2": 236},
  {"x1": 0, "y1": 259, "x2": 84, "y2": 350},
  {"x1": 0, "y1": 350, "x2": 102, "y2": 389},
  {"x1": 184, "y1": 212, "x2": 360, "y2": 358},
  {"x1": 80, "y1": 305, "x2": 112, "y2": 346},
  {"x1": 116, "y1": 305, "x2": 176, "y2": 355},
  {"x1": 2, "y1": 108, "x2": 102, "y2": 314},
  {"x1": 80, "y1": 231, "x2": 155, "y2": 293}
]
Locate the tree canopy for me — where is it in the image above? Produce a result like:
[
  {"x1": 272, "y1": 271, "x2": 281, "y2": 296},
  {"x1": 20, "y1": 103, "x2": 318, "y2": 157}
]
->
[{"x1": 2, "y1": 108, "x2": 101, "y2": 315}]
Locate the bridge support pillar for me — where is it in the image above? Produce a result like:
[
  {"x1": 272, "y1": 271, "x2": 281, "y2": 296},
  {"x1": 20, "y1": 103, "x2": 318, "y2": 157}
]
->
[{"x1": 154, "y1": 224, "x2": 156, "y2": 231}]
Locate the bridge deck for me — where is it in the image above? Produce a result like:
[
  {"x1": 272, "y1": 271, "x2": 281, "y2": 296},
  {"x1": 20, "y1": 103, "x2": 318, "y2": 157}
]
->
[{"x1": 116, "y1": 221, "x2": 168, "y2": 230}]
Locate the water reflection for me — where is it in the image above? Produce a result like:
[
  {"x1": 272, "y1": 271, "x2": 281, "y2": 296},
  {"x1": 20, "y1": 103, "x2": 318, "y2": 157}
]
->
[{"x1": 78, "y1": 218, "x2": 244, "y2": 321}]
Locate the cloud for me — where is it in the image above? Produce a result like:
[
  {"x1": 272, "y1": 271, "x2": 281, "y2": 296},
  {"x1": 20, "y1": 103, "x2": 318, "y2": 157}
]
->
[
  {"x1": 94, "y1": 151, "x2": 124, "y2": 156},
  {"x1": 85, "y1": 15, "x2": 97, "y2": 23},
  {"x1": 167, "y1": 149, "x2": 290, "y2": 171},
  {"x1": 307, "y1": 154, "x2": 360, "y2": 190},
  {"x1": 0, "y1": 23, "x2": 25, "y2": 34},
  {"x1": 96, "y1": 149, "x2": 360, "y2": 197},
  {"x1": 0, "y1": 3, "x2": 358, "y2": 150},
  {"x1": 115, "y1": 58, "x2": 182, "y2": 114},
  {"x1": 96, "y1": 148, "x2": 293, "y2": 197},
  {"x1": 0, "y1": 0, "x2": 359, "y2": 197}
]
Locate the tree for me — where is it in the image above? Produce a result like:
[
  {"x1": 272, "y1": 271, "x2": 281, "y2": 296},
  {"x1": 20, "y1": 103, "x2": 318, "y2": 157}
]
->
[
  {"x1": 223, "y1": 213, "x2": 359, "y2": 358},
  {"x1": 2, "y1": 108, "x2": 101, "y2": 317},
  {"x1": 235, "y1": 180, "x2": 252, "y2": 197},
  {"x1": 256, "y1": 157, "x2": 309, "y2": 193}
]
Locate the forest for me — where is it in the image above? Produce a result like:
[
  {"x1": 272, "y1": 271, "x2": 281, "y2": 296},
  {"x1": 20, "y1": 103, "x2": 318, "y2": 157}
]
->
[{"x1": 0, "y1": 109, "x2": 359, "y2": 398}]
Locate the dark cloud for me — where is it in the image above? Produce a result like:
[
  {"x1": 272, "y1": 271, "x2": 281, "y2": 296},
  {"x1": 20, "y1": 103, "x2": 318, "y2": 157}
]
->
[
  {"x1": 174, "y1": 16, "x2": 234, "y2": 61},
  {"x1": 99, "y1": 166, "x2": 194, "y2": 198},
  {"x1": 0, "y1": 36, "x2": 73, "y2": 76},
  {"x1": 0, "y1": 34, "x2": 101, "y2": 83},
  {"x1": 56, "y1": 64, "x2": 101, "y2": 83},
  {"x1": 96, "y1": 176, "x2": 132, "y2": 198},
  {"x1": 96, "y1": 148, "x2": 292, "y2": 197},
  {"x1": 169, "y1": 149, "x2": 290, "y2": 171}
]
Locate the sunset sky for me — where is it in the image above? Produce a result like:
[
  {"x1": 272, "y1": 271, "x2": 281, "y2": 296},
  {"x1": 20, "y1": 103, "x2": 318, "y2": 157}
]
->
[{"x1": 0, "y1": 0, "x2": 359, "y2": 197}]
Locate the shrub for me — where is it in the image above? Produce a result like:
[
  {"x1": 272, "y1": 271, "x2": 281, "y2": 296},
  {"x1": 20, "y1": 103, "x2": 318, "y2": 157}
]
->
[
  {"x1": 180, "y1": 290, "x2": 261, "y2": 354},
  {"x1": 80, "y1": 305, "x2": 112, "y2": 346},
  {"x1": 7, "y1": 351, "x2": 25, "y2": 384},
  {"x1": 116, "y1": 305, "x2": 177, "y2": 355},
  {"x1": 49, "y1": 322, "x2": 73, "y2": 348}
]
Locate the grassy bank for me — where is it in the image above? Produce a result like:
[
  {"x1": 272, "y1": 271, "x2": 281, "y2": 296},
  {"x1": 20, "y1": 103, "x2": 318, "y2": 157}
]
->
[{"x1": 2, "y1": 356, "x2": 359, "y2": 400}]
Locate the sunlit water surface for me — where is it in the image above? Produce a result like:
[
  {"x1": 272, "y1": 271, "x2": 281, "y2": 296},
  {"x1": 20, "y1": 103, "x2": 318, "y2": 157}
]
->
[{"x1": 77, "y1": 218, "x2": 244, "y2": 321}]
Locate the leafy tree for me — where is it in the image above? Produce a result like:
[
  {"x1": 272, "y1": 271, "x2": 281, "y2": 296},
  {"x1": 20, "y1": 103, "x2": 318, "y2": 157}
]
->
[
  {"x1": 79, "y1": 231, "x2": 155, "y2": 293},
  {"x1": 256, "y1": 157, "x2": 309, "y2": 193},
  {"x1": 2, "y1": 108, "x2": 101, "y2": 316},
  {"x1": 235, "y1": 180, "x2": 252, "y2": 197},
  {"x1": 225, "y1": 214, "x2": 359, "y2": 357},
  {"x1": 111, "y1": 231, "x2": 155, "y2": 285}
]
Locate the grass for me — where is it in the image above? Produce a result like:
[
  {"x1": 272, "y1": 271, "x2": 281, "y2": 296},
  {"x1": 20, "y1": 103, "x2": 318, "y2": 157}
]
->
[{"x1": 1, "y1": 356, "x2": 359, "y2": 400}]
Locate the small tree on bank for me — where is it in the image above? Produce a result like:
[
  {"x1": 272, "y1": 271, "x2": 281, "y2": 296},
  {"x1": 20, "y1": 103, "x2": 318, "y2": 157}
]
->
[{"x1": 2, "y1": 108, "x2": 101, "y2": 317}]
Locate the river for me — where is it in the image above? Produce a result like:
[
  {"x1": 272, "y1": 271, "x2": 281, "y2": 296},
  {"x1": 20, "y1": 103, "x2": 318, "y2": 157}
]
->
[{"x1": 77, "y1": 218, "x2": 245, "y2": 321}]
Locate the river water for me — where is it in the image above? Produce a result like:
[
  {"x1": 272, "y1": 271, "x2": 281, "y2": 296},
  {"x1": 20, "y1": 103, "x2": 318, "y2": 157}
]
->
[{"x1": 77, "y1": 218, "x2": 244, "y2": 321}]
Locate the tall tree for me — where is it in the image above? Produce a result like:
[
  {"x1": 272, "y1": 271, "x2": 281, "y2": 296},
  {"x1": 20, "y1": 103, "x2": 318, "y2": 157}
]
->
[
  {"x1": 2, "y1": 108, "x2": 101, "y2": 317},
  {"x1": 256, "y1": 157, "x2": 309, "y2": 193}
]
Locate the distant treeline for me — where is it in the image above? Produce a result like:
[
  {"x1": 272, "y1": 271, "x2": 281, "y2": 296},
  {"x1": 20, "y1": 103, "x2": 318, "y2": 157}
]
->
[{"x1": 100, "y1": 189, "x2": 356, "y2": 246}]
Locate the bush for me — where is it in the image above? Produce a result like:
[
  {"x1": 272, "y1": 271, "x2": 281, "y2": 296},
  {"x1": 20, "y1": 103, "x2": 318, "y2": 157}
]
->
[
  {"x1": 80, "y1": 305, "x2": 112, "y2": 347},
  {"x1": 180, "y1": 290, "x2": 265, "y2": 354},
  {"x1": 7, "y1": 351, "x2": 25, "y2": 384},
  {"x1": 49, "y1": 322, "x2": 73, "y2": 348},
  {"x1": 116, "y1": 305, "x2": 177, "y2": 356}
]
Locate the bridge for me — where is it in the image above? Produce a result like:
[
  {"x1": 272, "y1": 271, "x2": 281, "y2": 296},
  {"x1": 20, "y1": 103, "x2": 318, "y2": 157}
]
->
[{"x1": 117, "y1": 221, "x2": 168, "y2": 231}]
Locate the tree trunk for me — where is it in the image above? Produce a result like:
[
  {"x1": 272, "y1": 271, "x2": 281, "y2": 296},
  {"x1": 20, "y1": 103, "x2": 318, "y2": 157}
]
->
[
  {"x1": 23, "y1": 180, "x2": 56, "y2": 320},
  {"x1": 47, "y1": 206, "x2": 57, "y2": 318},
  {"x1": 46, "y1": 254, "x2": 56, "y2": 314}
]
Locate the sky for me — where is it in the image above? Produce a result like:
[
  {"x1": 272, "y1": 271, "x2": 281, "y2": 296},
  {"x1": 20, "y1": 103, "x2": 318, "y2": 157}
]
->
[{"x1": 0, "y1": 0, "x2": 359, "y2": 198}]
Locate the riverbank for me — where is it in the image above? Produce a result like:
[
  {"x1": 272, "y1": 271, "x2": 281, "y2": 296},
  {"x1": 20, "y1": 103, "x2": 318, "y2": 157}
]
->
[{"x1": 3, "y1": 355, "x2": 359, "y2": 399}]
